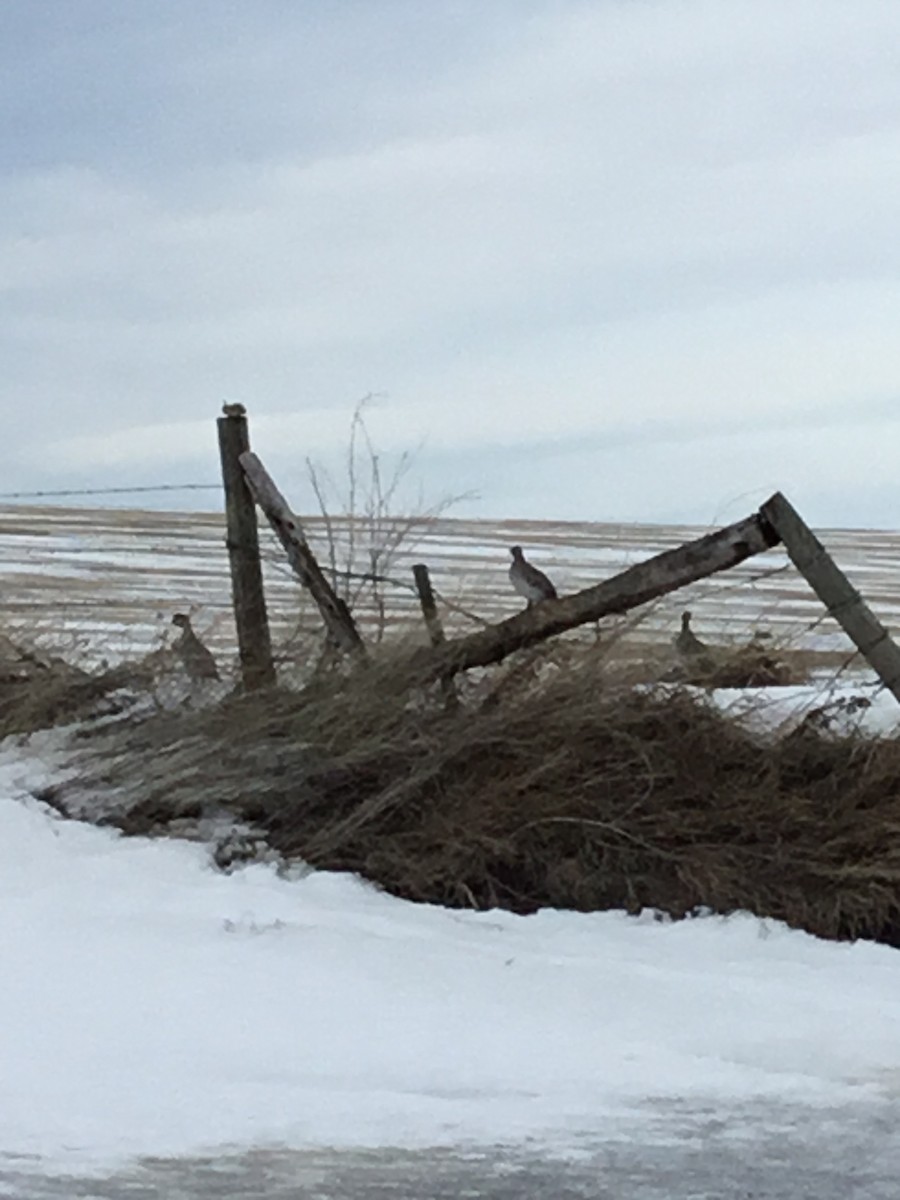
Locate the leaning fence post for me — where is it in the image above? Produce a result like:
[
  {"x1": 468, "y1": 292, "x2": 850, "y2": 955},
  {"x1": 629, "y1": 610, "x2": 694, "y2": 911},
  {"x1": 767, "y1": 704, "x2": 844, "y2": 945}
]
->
[
  {"x1": 238, "y1": 449, "x2": 367, "y2": 659},
  {"x1": 761, "y1": 492, "x2": 900, "y2": 705},
  {"x1": 217, "y1": 403, "x2": 276, "y2": 690}
]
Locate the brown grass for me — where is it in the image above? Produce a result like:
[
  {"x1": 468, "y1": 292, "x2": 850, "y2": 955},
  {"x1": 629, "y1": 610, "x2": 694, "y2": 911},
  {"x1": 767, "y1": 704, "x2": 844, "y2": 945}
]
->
[
  {"x1": 0, "y1": 633, "x2": 162, "y2": 737},
  {"x1": 29, "y1": 635, "x2": 900, "y2": 948}
]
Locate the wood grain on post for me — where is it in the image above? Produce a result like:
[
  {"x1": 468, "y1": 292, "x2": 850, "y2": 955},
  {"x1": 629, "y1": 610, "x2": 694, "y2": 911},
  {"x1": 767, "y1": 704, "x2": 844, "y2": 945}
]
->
[
  {"x1": 239, "y1": 450, "x2": 367, "y2": 659},
  {"x1": 761, "y1": 492, "x2": 900, "y2": 704},
  {"x1": 217, "y1": 406, "x2": 276, "y2": 690},
  {"x1": 409, "y1": 508, "x2": 781, "y2": 684}
]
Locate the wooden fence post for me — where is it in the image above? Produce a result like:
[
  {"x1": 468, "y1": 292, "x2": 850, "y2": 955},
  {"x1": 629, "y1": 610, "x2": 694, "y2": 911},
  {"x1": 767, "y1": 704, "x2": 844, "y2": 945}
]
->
[
  {"x1": 412, "y1": 563, "x2": 446, "y2": 647},
  {"x1": 217, "y1": 404, "x2": 276, "y2": 690},
  {"x1": 413, "y1": 562, "x2": 457, "y2": 707},
  {"x1": 760, "y1": 492, "x2": 900, "y2": 705}
]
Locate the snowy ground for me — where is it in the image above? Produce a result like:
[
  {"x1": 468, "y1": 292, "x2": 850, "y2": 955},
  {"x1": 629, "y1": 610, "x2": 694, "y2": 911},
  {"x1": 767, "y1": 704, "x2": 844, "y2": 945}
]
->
[
  {"x1": 707, "y1": 679, "x2": 897, "y2": 737},
  {"x1": 3, "y1": 729, "x2": 900, "y2": 1196},
  {"x1": 3, "y1": 509, "x2": 900, "y2": 1193},
  {"x1": 4, "y1": 503, "x2": 898, "y2": 667}
]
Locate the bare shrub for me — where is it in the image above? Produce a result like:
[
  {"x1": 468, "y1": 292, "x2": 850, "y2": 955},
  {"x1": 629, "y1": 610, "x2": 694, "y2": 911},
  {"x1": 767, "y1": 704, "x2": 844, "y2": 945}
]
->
[{"x1": 303, "y1": 398, "x2": 471, "y2": 641}]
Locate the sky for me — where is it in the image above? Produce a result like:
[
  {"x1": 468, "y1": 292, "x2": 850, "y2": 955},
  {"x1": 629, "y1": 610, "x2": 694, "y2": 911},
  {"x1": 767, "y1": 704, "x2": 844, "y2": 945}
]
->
[{"x1": 4, "y1": 0, "x2": 900, "y2": 527}]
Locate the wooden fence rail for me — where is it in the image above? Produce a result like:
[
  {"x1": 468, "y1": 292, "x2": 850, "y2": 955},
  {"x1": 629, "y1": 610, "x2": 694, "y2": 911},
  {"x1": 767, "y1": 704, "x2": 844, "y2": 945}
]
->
[
  {"x1": 407, "y1": 509, "x2": 781, "y2": 683},
  {"x1": 239, "y1": 450, "x2": 367, "y2": 659}
]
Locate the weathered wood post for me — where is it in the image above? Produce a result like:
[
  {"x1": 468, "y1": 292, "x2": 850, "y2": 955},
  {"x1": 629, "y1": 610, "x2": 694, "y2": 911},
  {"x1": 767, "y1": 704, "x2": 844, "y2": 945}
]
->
[
  {"x1": 412, "y1": 563, "x2": 446, "y2": 647},
  {"x1": 413, "y1": 562, "x2": 457, "y2": 707},
  {"x1": 217, "y1": 404, "x2": 276, "y2": 690},
  {"x1": 760, "y1": 492, "x2": 900, "y2": 705},
  {"x1": 239, "y1": 450, "x2": 367, "y2": 660}
]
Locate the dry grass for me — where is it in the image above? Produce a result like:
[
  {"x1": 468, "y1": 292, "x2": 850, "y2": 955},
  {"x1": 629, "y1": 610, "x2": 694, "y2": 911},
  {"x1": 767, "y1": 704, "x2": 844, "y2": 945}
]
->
[
  {"x1": 26, "y1": 632, "x2": 900, "y2": 948},
  {"x1": 0, "y1": 622, "x2": 208, "y2": 739},
  {"x1": 0, "y1": 633, "x2": 161, "y2": 737}
]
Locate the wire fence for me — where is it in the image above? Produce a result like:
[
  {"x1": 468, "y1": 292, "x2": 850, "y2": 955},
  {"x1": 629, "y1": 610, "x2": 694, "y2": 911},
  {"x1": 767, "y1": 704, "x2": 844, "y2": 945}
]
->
[
  {"x1": 0, "y1": 483, "x2": 221, "y2": 501},
  {"x1": 1, "y1": 495, "x2": 889, "y2": 674}
]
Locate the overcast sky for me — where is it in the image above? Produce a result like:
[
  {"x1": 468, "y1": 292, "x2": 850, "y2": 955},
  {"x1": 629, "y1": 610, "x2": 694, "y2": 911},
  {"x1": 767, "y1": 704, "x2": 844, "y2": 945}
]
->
[{"x1": 4, "y1": 0, "x2": 900, "y2": 527}]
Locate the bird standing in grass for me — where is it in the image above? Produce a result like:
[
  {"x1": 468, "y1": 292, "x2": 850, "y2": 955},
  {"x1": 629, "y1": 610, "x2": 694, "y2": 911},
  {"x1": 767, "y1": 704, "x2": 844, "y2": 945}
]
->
[
  {"x1": 171, "y1": 613, "x2": 220, "y2": 681},
  {"x1": 674, "y1": 611, "x2": 709, "y2": 660},
  {"x1": 508, "y1": 546, "x2": 558, "y2": 607}
]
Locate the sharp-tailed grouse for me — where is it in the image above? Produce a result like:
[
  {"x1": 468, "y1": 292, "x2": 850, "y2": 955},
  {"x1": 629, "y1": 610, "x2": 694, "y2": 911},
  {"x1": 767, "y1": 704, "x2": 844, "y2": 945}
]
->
[
  {"x1": 172, "y1": 613, "x2": 220, "y2": 681},
  {"x1": 508, "y1": 546, "x2": 557, "y2": 607}
]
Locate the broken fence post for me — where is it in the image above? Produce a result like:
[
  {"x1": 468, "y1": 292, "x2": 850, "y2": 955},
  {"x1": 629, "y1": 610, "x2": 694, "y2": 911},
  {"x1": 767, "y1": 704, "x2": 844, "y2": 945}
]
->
[
  {"x1": 216, "y1": 404, "x2": 276, "y2": 691},
  {"x1": 412, "y1": 563, "x2": 446, "y2": 647},
  {"x1": 760, "y1": 492, "x2": 900, "y2": 705},
  {"x1": 239, "y1": 450, "x2": 367, "y2": 660},
  {"x1": 412, "y1": 562, "x2": 457, "y2": 708}
]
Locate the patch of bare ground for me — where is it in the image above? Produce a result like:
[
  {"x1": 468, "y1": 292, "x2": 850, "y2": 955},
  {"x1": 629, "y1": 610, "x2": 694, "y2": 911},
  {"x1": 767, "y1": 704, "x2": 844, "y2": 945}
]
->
[{"x1": 26, "y1": 631, "x2": 900, "y2": 949}]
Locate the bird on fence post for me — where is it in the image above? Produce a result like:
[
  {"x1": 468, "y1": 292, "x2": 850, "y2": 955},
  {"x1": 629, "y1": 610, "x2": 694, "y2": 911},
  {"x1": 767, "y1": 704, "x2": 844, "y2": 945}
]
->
[
  {"x1": 171, "y1": 613, "x2": 221, "y2": 681},
  {"x1": 674, "y1": 611, "x2": 711, "y2": 663},
  {"x1": 508, "y1": 546, "x2": 558, "y2": 608}
]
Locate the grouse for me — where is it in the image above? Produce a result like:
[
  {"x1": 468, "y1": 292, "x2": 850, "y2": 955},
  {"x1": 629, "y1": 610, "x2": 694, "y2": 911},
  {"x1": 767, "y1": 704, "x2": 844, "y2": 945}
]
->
[
  {"x1": 674, "y1": 611, "x2": 709, "y2": 659},
  {"x1": 171, "y1": 613, "x2": 220, "y2": 681},
  {"x1": 508, "y1": 546, "x2": 558, "y2": 606}
]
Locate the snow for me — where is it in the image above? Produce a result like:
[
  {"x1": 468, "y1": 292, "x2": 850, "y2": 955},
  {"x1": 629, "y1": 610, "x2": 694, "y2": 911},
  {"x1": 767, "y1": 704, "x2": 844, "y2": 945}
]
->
[
  {"x1": 708, "y1": 682, "x2": 899, "y2": 737},
  {"x1": 2, "y1": 739, "x2": 900, "y2": 1179},
  {"x1": 6, "y1": 505, "x2": 900, "y2": 668}
]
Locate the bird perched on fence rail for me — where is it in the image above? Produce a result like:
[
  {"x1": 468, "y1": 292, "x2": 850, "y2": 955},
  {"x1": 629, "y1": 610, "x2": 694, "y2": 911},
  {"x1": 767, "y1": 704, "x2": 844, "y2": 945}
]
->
[
  {"x1": 171, "y1": 613, "x2": 220, "y2": 681},
  {"x1": 674, "y1": 611, "x2": 710, "y2": 660},
  {"x1": 508, "y1": 546, "x2": 558, "y2": 607}
]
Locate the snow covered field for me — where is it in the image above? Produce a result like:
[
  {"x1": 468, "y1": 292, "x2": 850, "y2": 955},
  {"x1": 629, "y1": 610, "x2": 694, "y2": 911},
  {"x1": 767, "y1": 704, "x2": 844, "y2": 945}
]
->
[
  {"x1": 3, "y1": 733, "x2": 900, "y2": 1188},
  {"x1": 3, "y1": 504, "x2": 899, "y2": 668},
  {"x1": 3, "y1": 506, "x2": 900, "y2": 1193}
]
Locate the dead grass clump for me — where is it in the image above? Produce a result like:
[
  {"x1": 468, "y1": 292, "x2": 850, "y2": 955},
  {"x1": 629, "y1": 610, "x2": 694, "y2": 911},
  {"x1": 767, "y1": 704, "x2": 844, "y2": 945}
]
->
[
  {"x1": 54, "y1": 645, "x2": 900, "y2": 946},
  {"x1": 0, "y1": 626, "x2": 203, "y2": 739},
  {"x1": 0, "y1": 634, "x2": 159, "y2": 737},
  {"x1": 665, "y1": 643, "x2": 801, "y2": 689}
]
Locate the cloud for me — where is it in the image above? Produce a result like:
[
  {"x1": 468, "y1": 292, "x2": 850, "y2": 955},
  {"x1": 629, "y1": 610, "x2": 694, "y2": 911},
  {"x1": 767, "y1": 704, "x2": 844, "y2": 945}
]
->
[{"x1": 3, "y1": 0, "x2": 900, "y2": 526}]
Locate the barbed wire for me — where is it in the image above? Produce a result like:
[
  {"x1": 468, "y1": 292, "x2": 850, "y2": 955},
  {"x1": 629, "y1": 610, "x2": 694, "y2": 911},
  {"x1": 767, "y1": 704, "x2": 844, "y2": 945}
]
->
[{"x1": 0, "y1": 484, "x2": 221, "y2": 500}]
